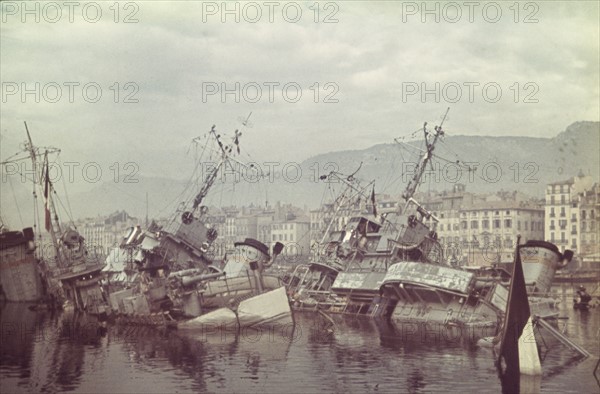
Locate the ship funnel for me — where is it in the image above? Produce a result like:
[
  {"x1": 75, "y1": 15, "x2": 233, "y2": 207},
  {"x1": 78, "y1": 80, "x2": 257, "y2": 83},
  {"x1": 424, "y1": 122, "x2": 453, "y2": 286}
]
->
[
  {"x1": 562, "y1": 250, "x2": 574, "y2": 264},
  {"x1": 273, "y1": 242, "x2": 284, "y2": 256},
  {"x1": 265, "y1": 242, "x2": 284, "y2": 268}
]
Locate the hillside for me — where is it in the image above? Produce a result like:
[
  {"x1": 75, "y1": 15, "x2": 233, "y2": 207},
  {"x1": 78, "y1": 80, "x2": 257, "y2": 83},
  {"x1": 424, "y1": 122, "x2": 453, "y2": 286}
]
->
[{"x1": 1, "y1": 121, "x2": 598, "y2": 227}]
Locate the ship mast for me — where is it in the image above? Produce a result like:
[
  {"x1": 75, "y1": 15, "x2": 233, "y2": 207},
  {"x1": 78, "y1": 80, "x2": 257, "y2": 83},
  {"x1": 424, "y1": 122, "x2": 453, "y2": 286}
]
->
[
  {"x1": 400, "y1": 108, "x2": 449, "y2": 211},
  {"x1": 183, "y1": 125, "x2": 242, "y2": 224},
  {"x1": 24, "y1": 122, "x2": 64, "y2": 264},
  {"x1": 318, "y1": 170, "x2": 374, "y2": 246}
]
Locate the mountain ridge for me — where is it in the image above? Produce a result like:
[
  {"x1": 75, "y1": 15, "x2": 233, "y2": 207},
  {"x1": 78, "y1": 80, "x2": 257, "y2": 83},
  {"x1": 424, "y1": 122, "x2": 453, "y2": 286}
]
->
[{"x1": 1, "y1": 121, "x2": 598, "y2": 226}]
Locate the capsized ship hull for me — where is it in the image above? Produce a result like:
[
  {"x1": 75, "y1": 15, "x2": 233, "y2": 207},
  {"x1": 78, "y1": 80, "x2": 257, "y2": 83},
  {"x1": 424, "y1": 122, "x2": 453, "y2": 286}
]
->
[
  {"x1": 380, "y1": 261, "x2": 502, "y2": 338},
  {"x1": 288, "y1": 240, "x2": 570, "y2": 342},
  {"x1": 380, "y1": 240, "x2": 572, "y2": 341},
  {"x1": 178, "y1": 286, "x2": 292, "y2": 329},
  {"x1": 108, "y1": 236, "x2": 292, "y2": 329}
]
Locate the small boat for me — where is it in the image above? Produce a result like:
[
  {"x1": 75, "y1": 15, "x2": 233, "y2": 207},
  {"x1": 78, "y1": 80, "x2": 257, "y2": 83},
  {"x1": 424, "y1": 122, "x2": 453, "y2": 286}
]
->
[{"x1": 573, "y1": 285, "x2": 592, "y2": 310}]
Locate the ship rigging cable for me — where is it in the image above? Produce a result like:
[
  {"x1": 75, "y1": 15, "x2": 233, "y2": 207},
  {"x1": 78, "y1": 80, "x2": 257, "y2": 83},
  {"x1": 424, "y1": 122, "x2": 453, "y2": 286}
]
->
[{"x1": 8, "y1": 175, "x2": 24, "y2": 227}]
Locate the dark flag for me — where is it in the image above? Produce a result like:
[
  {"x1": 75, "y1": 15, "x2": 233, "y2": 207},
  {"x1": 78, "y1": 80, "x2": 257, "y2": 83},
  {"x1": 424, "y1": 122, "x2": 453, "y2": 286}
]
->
[
  {"x1": 371, "y1": 186, "x2": 377, "y2": 217},
  {"x1": 234, "y1": 129, "x2": 241, "y2": 154},
  {"x1": 497, "y1": 236, "x2": 541, "y2": 388},
  {"x1": 43, "y1": 160, "x2": 51, "y2": 232}
]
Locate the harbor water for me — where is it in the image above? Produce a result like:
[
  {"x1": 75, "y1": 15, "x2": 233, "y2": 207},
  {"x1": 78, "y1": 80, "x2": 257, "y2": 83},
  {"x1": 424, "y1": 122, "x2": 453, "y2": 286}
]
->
[{"x1": 1, "y1": 286, "x2": 598, "y2": 393}]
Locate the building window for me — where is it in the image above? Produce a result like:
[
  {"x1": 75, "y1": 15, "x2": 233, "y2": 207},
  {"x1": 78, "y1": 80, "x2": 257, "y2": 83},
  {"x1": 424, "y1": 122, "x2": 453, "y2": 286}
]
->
[
  {"x1": 461, "y1": 221, "x2": 468, "y2": 230},
  {"x1": 504, "y1": 219, "x2": 512, "y2": 228},
  {"x1": 482, "y1": 220, "x2": 489, "y2": 229},
  {"x1": 550, "y1": 207, "x2": 555, "y2": 217},
  {"x1": 561, "y1": 232, "x2": 565, "y2": 242},
  {"x1": 524, "y1": 222, "x2": 528, "y2": 231},
  {"x1": 471, "y1": 220, "x2": 478, "y2": 229},
  {"x1": 517, "y1": 221, "x2": 521, "y2": 230},
  {"x1": 550, "y1": 195, "x2": 555, "y2": 204},
  {"x1": 582, "y1": 210, "x2": 587, "y2": 219},
  {"x1": 506, "y1": 210, "x2": 510, "y2": 215},
  {"x1": 493, "y1": 220, "x2": 501, "y2": 229},
  {"x1": 551, "y1": 232, "x2": 555, "y2": 242}
]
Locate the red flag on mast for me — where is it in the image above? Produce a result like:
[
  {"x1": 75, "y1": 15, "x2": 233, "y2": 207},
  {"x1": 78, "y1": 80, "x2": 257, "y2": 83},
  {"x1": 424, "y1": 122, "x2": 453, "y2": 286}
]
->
[
  {"x1": 371, "y1": 186, "x2": 377, "y2": 217},
  {"x1": 44, "y1": 161, "x2": 51, "y2": 232}
]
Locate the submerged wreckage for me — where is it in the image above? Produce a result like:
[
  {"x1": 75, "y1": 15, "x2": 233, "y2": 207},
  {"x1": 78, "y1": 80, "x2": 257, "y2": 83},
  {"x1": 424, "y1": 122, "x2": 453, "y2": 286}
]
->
[
  {"x1": 104, "y1": 124, "x2": 292, "y2": 328},
  {"x1": 1, "y1": 123, "x2": 106, "y2": 313},
  {"x1": 2, "y1": 115, "x2": 590, "y2": 368},
  {"x1": 107, "y1": 231, "x2": 291, "y2": 328},
  {"x1": 284, "y1": 110, "x2": 579, "y2": 343}
]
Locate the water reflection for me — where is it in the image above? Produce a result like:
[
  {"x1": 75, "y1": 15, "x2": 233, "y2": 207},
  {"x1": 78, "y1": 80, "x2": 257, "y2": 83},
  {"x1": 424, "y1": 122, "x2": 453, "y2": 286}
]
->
[
  {"x1": 1, "y1": 290, "x2": 599, "y2": 393},
  {"x1": 0, "y1": 304, "x2": 106, "y2": 393}
]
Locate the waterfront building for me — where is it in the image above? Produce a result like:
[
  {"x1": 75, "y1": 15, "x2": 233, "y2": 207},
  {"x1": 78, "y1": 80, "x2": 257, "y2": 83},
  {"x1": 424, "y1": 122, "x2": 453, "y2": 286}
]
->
[{"x1": 544, "y1": 174, "x2": 596, "y2": 268}]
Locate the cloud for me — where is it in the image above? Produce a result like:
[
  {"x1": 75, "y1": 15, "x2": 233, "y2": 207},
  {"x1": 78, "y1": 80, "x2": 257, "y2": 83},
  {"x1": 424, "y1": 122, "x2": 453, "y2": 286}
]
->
[{"x1": 1, "y1": 1, "x2": 598, "y2": 179}]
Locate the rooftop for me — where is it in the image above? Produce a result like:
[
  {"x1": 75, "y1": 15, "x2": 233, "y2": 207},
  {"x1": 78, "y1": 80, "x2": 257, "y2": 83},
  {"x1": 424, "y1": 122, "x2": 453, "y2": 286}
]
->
[{"x1": 461, "y1": 200, "x2": 544, "y2": 211}]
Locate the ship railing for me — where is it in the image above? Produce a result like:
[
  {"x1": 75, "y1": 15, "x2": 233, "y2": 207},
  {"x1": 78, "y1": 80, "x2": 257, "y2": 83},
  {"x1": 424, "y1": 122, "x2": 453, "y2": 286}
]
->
[
  {"x1": 302, "y1": 289, "x2": 332, "y2": 296},
  {"x1": 528, "y1": 291, "x2": 560, "y2": 299},
  {"x1": 346, "y1": 266, "x2": 387, "y2": 273}
]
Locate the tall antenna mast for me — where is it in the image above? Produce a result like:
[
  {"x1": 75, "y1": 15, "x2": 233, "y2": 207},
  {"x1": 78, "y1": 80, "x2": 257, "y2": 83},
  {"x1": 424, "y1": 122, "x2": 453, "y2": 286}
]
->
[
  {"x1": 145, "y1": 192, "x2": 149, "y2": 227},
  {"x1": 401, "y1": 108, "x2": 449, "y2": 208},
  {"x1": 24, "y1": 123, "x2": 64, "y2": 264},
  {"x1": 316, "y1": 168, "x2": 374, "y2": 247},
  {"x1": 182, "y1": 125, "x2": 241, "y2": 224}
]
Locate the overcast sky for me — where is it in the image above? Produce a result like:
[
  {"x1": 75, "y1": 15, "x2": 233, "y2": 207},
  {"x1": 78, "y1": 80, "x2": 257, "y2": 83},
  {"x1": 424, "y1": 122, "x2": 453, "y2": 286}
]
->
[{"x1": 1, "y1": 1, "x2": 598, "y2": 179}]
